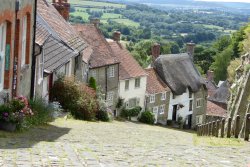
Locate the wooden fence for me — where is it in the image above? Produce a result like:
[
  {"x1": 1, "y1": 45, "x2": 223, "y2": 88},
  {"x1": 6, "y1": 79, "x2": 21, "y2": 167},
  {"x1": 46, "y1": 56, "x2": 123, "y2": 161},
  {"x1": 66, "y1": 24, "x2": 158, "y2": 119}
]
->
[{"x1": 197, "y1": 113, "x2": 250, "y2": 141}]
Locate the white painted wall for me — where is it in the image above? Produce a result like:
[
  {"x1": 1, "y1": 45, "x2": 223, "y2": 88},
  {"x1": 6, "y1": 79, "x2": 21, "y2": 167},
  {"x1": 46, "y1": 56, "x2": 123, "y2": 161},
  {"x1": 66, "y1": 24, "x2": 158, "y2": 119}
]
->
[
  {"x1": 168, "y1": 88, "x2": 193, "y2": 122},
  {"x1": 119, "y1": 76, "x2": 147, "y2": 109}
]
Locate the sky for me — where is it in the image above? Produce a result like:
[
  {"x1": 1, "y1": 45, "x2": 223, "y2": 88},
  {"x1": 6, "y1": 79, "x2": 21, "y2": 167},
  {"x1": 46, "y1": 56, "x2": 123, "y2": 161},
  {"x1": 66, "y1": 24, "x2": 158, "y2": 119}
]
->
[{"x1": 196, "y1": 0, "x2": 250, "y2": 3}]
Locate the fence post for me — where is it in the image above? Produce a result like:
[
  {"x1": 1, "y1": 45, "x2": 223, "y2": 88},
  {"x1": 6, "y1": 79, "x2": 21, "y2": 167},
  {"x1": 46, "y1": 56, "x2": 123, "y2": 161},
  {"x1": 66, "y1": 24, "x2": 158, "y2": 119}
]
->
[
  {"x1": 227, "y1": 117, "x2": 232, "y2": 138},
  {"x1": 221, "y1": 118, "x2": 225, "y2": 138},
  {"x1": 212, "y1": 121, "x2": 216, "y2": 136},
  {"x1": 201, "y1": 124, "x2": 204, "y2": 136},
  {"x1": 215, "y1": 120, "x2": 220, "y2": 137},
  {"x1": 197, "y1": 125, "x2": 201, "y2": 136},
  {"x1": 209, "y1": 122, "x2": 212, "y2": 136},
  {"x1": 206, "y1": 123, "x2": 209, "y2": 136},
  {"x1": 244, "y1": 113, "x2": 250, "y2": 141},
  {"x1": 235, "y1": 115, "x2": 240, "y2": 138}
]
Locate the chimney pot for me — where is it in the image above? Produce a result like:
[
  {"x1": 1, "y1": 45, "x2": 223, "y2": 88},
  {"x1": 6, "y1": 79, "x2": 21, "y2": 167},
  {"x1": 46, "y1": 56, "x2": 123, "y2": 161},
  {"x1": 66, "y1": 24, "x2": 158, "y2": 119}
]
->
[
  {"x1": 152, "y1": 43, "x2": 161, "y2": 62},
  {"x1": 113, "y1": 31, "x2": 121, "y2": 41},
  {"x1": 90, "y1": 18, "x2": 100, "y2": 28},
  {"x1": 186, "y1": 42, "x2": 195, "y2": 61}
]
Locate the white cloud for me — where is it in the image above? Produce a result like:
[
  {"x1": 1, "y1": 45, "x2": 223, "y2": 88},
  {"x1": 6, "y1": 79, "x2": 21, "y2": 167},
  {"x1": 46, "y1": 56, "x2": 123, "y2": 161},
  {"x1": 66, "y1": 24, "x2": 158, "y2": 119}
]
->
[{"x1": 195, "y1": 0, "x2": 250, "y2": 3}]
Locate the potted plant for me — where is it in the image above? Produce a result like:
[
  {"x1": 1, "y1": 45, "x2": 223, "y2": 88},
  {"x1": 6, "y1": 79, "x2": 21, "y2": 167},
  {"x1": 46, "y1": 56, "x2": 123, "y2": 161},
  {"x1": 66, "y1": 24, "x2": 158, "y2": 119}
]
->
[{"x1": 0, "y1": 96, "x2": 33, "y2": 132}]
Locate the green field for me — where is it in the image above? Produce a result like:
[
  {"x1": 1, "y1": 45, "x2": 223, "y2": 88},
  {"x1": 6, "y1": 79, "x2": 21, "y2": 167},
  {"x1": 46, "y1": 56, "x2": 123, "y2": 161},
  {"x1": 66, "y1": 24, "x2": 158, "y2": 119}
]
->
[
  {"x1": 70, "y1": 11, "x2": 90, "y2": 20},
  {"x1": 70, "y1": 0, "x2": 126, "y2": 8},
  {"x1": 113, "y1": 19, "x2": 140, "y2": 27},
  {"x1": 101, "y1": 13, "x2": 123, "y2": 19}
]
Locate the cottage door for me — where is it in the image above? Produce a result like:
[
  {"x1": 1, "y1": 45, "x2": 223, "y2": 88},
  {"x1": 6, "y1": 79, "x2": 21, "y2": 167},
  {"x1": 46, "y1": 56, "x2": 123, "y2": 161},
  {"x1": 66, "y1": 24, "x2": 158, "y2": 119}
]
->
[
  {"x1": 48, "y1": 74, "x2": 53, "y2": 102},
  {"x1": 172, "y1": 105, "x2": 177, "y2": 121},
  {"x1": 188, "y1": 114, "x2": 192, "y2": 129}
]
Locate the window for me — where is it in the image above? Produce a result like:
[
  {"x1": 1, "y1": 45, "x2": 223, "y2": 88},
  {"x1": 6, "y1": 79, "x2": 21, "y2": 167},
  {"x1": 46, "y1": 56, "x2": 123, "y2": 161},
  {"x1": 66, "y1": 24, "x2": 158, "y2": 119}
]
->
[
  {"x1": 161, "y1": 92, "x2": 166, "y2": 100},
  {"x1": 189, "y1": 91, "x2": 192, "y2": 98},
  {"x1": 107, "y1": 91, "x2": 114, "y2": 106},
  {"x1": 135, "y1": 77, "x2": 140, "y2": 88},
  {"x1": 189, "y1": 100, "x2": 193, "y2": 111},
  {"x1": 0, "y1": 22, "x2": 6, "y2": 91},
  {"x1": 196, "y1": 115, "x2": 203, "y2": 125},
  {"x1": 21, "y1": 15, "x2": 27, "y2": 67},
  {"x1": 153, "y1": 106, "x2": 158, "y2": 114},
  {"x1": 196, "y1": 99, "x2": 202, "y2": 108},
  {"x1": 129, "y1": 98, "x2": 136, "y2": 108},
  {"x1": 159, "y1": 105, "x2": 165, "y2": 115},
  {"x1": 149, "y1": 94, "x2": 155, "y2": 103},
  {"x1": 125, "y1": 80, "x2": 129, "y2": 90},
  {"x1": 91, "y1": 70, "x2": 96, "y2": 78},
  {"x1": 108, "y1": 66, "x2": 115, "y2": 78}
]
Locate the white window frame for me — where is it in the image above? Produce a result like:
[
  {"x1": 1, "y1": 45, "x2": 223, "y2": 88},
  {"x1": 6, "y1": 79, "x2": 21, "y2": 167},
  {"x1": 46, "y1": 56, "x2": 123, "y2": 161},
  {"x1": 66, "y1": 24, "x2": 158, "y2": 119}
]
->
[
  {"x1": 91, "y1": 69, "x2": 96, "y2": 78},
  {"x1": 153, "y1": 106, "x2": 158, "y2": 114},
  {"x1": 107, "y1": 91, "x2": 114, "y2": 106},
  {"x1": 109, "y1": 66, "x2": 115, "y2": 78},
  {"x1": 161, "y1": 92, "x2": 166, "y2": 100},
  {"x1": 38, "y1": 53, "x2": 43, "y2": 84},
  {"x1": 149, "y1": 94, "x2": 155, "y2": 103},
  {"x1": 135, "y1": 77, "x2": 140, "y2": 88},
  {"x1": 196, "y1": 98, "x2": 202, "y2": 108},
  {"x1": 125, "y1": 80, "x2": 129, "y2": 90},
  {"x1": 21, "y1": 15, "x2": 27, "y2": 67},
  {"x1": 159, "y1": 105, "x2": 165, "y2": 115},
  {"x1": 0, "y1": 22, "x2": 6, "y2": 91},
  {"x1": 196, "y1": 115, "x2": 203, "y2": 125}
]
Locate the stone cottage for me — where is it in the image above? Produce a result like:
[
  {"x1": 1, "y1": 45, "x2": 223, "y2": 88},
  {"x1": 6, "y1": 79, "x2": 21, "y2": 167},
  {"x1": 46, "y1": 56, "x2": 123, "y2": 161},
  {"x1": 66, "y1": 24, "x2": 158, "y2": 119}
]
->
[
  {"x1": 144, "y1": 67, "x2": 170, "y2": 125},
  {"x1": 74, "y1": 23, "x2": 120, "y2": 111},
  {"x1": 34, "y1": 0, "x2": 87, "y2": 101},
  {"x1": 108, "y1": 32, "x2": 147, "y2": 115},
  {"x1": 0, "y1": 0, "x2": 36, "y2": 103},
  {"x1": 152, "y1": 43, "x2": 207, "y2": 129}
]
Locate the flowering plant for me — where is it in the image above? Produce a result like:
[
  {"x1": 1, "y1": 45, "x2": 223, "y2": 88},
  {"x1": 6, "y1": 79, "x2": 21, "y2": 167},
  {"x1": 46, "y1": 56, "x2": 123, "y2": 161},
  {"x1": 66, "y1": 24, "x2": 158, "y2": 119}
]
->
[{"x1": 0, "y1": 96, "x2": 33, "y2": 123}]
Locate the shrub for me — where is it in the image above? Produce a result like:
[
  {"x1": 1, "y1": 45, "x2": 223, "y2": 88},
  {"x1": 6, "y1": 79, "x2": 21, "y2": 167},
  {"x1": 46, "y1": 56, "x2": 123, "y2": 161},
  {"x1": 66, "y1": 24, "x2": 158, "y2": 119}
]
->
[
  {"x1": 23, "y1": 98, "x2": 54, "y2": 128},
  {"x1": 51, "y1": 77, "x2": 99, "y2": 121},
  {"x1": 89, "y1": 77, "x2": 97, "y2": 90},
  {"x1": 139, "y1": 110, "x2": 155, "y2": 125},
  {"x1": 96, "y1": 109, "x2": 109, "y2": 122},
  {"x1": 120, "y1": 106, "x2": 141, "y2": 120}
]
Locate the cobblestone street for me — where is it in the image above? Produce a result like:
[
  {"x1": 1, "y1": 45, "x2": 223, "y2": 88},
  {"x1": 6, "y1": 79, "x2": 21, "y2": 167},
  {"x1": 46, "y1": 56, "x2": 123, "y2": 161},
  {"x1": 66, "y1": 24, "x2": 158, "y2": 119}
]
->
[{"x1": 0, "y1": 118, "x2": 249, "y2": 167}]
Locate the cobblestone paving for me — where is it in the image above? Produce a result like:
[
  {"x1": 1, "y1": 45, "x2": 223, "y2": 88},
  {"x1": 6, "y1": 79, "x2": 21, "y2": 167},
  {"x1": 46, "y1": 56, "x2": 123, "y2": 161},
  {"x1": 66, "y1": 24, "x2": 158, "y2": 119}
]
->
[{"x1": 0, "y1": 119, "x2": 249, "y2": 167}]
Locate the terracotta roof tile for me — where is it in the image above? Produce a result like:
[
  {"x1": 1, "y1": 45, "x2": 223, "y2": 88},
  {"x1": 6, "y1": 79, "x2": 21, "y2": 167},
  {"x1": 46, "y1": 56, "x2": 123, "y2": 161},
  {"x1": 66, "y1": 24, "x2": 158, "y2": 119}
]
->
[
  {"x1": 145, "y1": 68, "x2": 170, "y2": 94},
  {"x1": 37, "y1": 0, "x2": 86, "y2": 52},
  {"x1": 108, "y1": 41, "x2": 147, "y2": 80},
  {"x1": 206, "y1": 101, "x2": 227, "y2": 117},
  {"x1": 74, "y1": 24, "x2": 118, "y2": 68}
]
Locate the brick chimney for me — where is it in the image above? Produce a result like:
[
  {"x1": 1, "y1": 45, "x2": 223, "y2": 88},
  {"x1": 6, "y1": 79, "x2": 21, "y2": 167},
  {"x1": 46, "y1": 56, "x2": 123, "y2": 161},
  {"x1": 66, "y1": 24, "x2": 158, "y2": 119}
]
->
[
  {"x1": 52, "y1": 0, "x2": 70, "y2": 21},
  {"x1": 152, "y1": 43, "x2": 161, "y2": 62},
  {"x1": 113, "y1": 31, "x2": 121, "y2": 41},
  {"x1": 207, "y1": 70, "x2": 214, "y2": 81},
  {"x1": 90, "y1": 18, "x2": 100, "y2": 28},
  {"x1": 186, "y1": 42, "x2": 195, "y2": 61}
]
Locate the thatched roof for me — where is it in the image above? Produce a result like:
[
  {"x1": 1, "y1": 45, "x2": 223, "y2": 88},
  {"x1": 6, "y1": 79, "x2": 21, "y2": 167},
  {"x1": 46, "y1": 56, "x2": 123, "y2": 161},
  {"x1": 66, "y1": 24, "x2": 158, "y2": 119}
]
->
[{"x1": 154, "y1": 53, "x2": 206, "y2": 95}]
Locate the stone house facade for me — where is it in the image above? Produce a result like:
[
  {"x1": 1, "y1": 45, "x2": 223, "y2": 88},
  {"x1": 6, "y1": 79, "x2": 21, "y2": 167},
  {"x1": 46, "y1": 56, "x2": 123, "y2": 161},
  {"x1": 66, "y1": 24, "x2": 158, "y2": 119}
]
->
[
  {"x1": 0, "y1": 0, "x2": 35, "y2": 103},
  {"x1": 108, "y1": 32, "x2": 147, "y2": 115},
  {"x1": 74, "y1": 24, "x2": 119, "y2": 111},
  {"x1": 145, "y1": 68, "x2": 170, "y2": 125}
]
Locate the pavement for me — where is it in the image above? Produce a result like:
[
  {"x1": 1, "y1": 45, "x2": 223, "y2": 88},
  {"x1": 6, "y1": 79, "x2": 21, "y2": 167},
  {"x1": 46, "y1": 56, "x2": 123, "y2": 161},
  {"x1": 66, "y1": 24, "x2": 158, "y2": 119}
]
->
[{"x1": 0, "y1": 118, "x2": 249, "y2": 167}]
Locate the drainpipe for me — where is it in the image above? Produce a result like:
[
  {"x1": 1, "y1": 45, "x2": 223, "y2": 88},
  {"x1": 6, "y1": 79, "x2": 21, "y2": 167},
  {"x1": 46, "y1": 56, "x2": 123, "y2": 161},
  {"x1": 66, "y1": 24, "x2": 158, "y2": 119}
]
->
[{"x1": 30, "y1": 0, "x2": 38, "y2": 99}]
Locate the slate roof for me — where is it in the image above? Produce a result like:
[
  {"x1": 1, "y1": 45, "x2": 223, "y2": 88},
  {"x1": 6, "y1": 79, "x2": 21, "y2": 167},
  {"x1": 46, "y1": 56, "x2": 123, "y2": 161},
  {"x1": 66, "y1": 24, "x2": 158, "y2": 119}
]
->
[
  {"x1": 108, "y1": 41, "x2": 147, "y2": 80},
  {"x1": 43, "y1": 36, "x2": 78, "y2": 73},
  {"x1": 205, "y1": 79, "x2": 217, "y2": 97},
  {"x1": 74, "y1": 24, "x2": 119, "y2": 68},
  {"x1": 154, "y1": 53, "x2": 206, "y2": 95},
  {"x1": 35, "y1": 17, "x2": 51, "y2": 46},
  {"x1": 37, "y1": 0, "x2": 86, "y2": 52},
  {"x1": 206, "y1": 101, "x2": 227, "y2": 117},
  {"x1": 145, "y1": 68, "x2": 170, "y2": 94},
  {"x1": 208, "y1": 81, "x2": 230, "y2": 104}
]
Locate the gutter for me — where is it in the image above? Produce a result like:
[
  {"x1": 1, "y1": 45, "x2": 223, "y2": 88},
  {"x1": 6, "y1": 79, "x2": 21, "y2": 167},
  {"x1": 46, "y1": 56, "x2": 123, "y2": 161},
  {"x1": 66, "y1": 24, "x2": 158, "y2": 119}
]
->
[{"x1": 30, "y1": 0, "x2": 38, "y2": 99}]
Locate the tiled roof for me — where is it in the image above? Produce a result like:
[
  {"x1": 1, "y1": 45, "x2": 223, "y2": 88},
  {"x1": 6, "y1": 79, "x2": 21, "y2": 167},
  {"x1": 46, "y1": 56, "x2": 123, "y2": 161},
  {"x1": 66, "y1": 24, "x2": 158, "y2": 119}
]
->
[
  {"x1": 35, "y1": 19, "x2": 51, "y2": 46},
  {"x1": 37, "y1": 0, "x2": 86, "y2": 52},
  {"x1": 108, "y1": 41, "x2": 147, "y2": 80},
  {"x1": 43, "y1": 36, "x2": 78, "y2": 73},
  {"x1": 206, "y1": 101, "x2": 227, "y2": 117},
  {"x1": 145, "y1": 68, "x2": 170, "y2": 94},
  {"x1": 74, "y1": 24, "x2": 119, "y2": 68}
]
